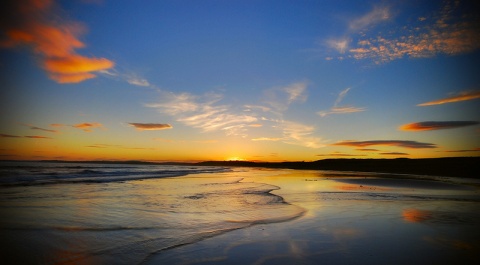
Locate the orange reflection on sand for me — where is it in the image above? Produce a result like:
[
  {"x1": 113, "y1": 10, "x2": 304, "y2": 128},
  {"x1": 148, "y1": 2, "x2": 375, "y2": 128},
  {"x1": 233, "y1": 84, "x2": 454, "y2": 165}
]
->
[
  {"x1": 334, "y1": 183, "x2": 390, "y2": 191},
  {"x1": 402, "y1": 208, "x2": 432, "y2": 223}
]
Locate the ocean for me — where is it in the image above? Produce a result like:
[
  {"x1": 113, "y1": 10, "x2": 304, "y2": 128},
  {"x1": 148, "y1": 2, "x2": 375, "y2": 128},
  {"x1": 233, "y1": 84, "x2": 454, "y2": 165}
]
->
[{"x1": 1, "y1": 161, "x2": 479, "y2": 264}]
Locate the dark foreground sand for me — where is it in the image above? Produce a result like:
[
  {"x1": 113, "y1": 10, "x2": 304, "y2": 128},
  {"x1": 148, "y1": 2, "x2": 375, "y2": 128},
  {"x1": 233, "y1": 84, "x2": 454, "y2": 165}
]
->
[{"x1": 144, "y1": 169, "x2": 480, "y2": 265}]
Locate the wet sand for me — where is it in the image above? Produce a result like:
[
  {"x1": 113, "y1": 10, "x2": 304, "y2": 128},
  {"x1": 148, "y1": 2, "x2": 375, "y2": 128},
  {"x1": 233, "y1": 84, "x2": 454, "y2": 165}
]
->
[{"x1": 144, "y1": 169, "x2": 480, "y2": 265}]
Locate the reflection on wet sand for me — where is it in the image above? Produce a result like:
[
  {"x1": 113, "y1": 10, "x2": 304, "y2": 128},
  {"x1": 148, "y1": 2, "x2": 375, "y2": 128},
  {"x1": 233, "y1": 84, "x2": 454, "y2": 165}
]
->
[
  {"x1": 402, "y1": 208, "x2": 433, "y2": 223},
  {"x1": 145, "y1": 169, "x2": 480, "y2": 265}
]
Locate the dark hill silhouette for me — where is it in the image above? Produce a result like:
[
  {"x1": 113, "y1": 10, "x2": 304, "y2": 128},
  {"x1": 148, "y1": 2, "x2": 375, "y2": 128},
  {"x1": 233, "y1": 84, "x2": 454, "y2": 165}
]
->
[{"x1": 197, "y1": 157, "x2": 480, "y2": 178}]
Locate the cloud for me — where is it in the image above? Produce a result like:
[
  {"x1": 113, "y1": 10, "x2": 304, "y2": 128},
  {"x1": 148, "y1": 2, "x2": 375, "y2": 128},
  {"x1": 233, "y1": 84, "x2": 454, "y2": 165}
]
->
[
  {"x1": 380, "y1": 152, "x2": 409, "y2": 156},
  {"x1": 262, "y1": 81, "x2": 309, "y2": 113},
  {"x1": 252, "y1": 137, "x2": 283, "y2": 142},
  {"x1": 323, "y1": 1, "x2": 480, "y2": 63},
  {"x1": 147, "y1": 91, "x2": 257, "y2": 136},
  {"x1": 126, "y1": 75, "x2": 150, "y2": 87},
  {"x1": 348, "y1": 1, "x2": 480, "y2": 63},
  {"x1": 22, "y1": 124, "x2": 57, "y2": 133},
  {"x1": 128, "y1": 123, "x2": 172, "y2": 131},
  {"x1": 317, "y1": 87, "x2": 366, "y2": 117},
  {"x1": 50, "y1": 123, "x2": 67, "y2": 127},
  {"x1": 1, "y1": 133, "x2": 51, "y2": 139},
  {"x1": 318, "y1": 106, "x2": 366, "y2": 117},
  {"x1": 0, "y1": 133, "x2": 22, "y2": 138},
  {"x1": 0, "y1": 0, "x2": 114, "y2": 83},
  {"x1": 400, "y1": 121, "x2": 479, "y2": 131},
  {"x1": 333, "y1": 140, "x2": 436, "y2": 149},
  {"x1": 73, "y1": 122, "x2": 103, "y2": 132},
  {"x1": 24, "y1": 135, "x2": 52, "y2": 139},
  {"x1": 356, "y1": 148, "x2": 379, "y2": 151},
  {"x1": 417, "y1": 90, "x2": 480, "y2": 106},
  {"x1": 349, "y1": 6, "x2": 391, "y2": 31},
  {"x1": 280, "y1": 120, "x2": 325, "y2": 148},
  {"x1": 285, "y1": 82, "x2": 307, "y2": 104},
  {"x1": 443, "y1": 148, "x2": 480, "y2": 153},
  {"x1": 326, "y1": 39, "x2": 350, "y2": 54}
]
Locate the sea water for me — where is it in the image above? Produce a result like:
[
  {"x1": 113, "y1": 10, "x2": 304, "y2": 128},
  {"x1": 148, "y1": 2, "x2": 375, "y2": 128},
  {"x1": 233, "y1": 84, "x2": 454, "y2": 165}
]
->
[{"x1": 0, "y1": 161, "x2": 305, "y2": 264}]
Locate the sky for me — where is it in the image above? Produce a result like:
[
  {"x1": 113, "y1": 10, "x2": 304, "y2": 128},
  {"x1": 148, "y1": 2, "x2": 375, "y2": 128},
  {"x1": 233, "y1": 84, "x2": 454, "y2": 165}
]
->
[{"x1": 1, "y1": 0, "x2": 479, "y2": 162}]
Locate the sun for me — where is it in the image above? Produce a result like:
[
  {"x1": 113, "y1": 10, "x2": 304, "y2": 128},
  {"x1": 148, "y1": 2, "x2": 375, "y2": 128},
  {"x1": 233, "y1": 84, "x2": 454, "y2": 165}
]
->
[{"x1": 226, "y1": 156, "x2": 244, "y2": 161}]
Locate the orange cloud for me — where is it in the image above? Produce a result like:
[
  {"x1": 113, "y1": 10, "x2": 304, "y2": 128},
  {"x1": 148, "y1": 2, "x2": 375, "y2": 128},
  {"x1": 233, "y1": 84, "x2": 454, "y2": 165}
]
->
[
  {"x1": 73, "y1": 122, "x2": 103, "y2": 132},
  {"x1": 400, "y1": 121, "x2": 479, "y2": 131},
  {"x1": 417, "y1": 90, "x2": 480, "y2": 106},
  {"x1": 333, "y1": 140, "x2": 436, "y2": 149},
  {"x1": 0, "y1": 0, "x2": 114, "y2": 83},
  {"x1": 344, "y1": 1, "x2": 480, "y2": 63},
  {"x1": 128, "y1": 123, "x2": 173, "y2": 131}
]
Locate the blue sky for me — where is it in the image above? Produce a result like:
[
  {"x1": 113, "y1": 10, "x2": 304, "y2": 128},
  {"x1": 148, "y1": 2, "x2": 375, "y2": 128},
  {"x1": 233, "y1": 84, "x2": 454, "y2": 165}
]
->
[{"x1": 1, "y1": 0, "x2": 479, "y2": 161}]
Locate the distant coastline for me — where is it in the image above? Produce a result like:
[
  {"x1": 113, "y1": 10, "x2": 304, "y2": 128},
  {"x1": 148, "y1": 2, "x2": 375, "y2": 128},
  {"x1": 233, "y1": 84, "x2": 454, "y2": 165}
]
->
[{"x1": 2, "y1": 157, "x2": 479, "y2": 179}]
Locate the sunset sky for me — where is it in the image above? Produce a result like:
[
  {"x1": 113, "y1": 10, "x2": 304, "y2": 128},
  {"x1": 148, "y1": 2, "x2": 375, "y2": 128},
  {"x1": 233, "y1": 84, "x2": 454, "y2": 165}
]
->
[{"x1": 1, "y1": 0, "x2": 479, "y2": 162}]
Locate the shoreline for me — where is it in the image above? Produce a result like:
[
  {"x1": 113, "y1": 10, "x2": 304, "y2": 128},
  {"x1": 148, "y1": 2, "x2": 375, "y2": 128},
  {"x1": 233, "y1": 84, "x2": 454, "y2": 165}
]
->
[{"x1": 143, "y1": 168, "x2": 480, "y2": 265}]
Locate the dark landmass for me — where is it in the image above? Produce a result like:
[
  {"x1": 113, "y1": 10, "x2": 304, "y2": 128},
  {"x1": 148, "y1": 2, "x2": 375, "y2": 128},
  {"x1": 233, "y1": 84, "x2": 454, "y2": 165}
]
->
[
  {"x1": 196, "y1": 157, "x2": 480, "y2": 178},
  {"x1": 3, "y1": 157, "x2": 479, "y2": 178}
]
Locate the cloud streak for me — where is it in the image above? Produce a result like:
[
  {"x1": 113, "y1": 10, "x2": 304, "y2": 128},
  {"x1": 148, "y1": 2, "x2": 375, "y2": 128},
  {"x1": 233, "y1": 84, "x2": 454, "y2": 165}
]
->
[
  {"x1": 349, "y1": 6, "x2": 391, "y2": 31},
  {"x1": 1, "y1": 133, "x2": 51, "y2": 139},
  {"x1": 129, "y1": 123, "x2": 172, "y2": 131},
  {"x1": 317, "y1": 87, "x2": 365, "y2": 117},
  {"x1": 380, "y1": 152, "x2": 409, "y2": 156},
  {"x1": 0, "y1": 0, "x2": 114, "y2": 83},
  {"x1": 22, "y1": 124, "x2": 57, "y2": 133},
  {"x1": 417, "y1": 90, "x2": 480, "y2": 106},
  {"x1": 400, "y1": 121, "x2": 479, "y2": 131},
  {"x1": 333, "y1": 140, "x2": 437, "y2": 149},
  {"x1": 73, "y1": 122, "x2": 103, "y2": 132},
  {"x1": 147, "y1": 91, "x2": 257, "y2": 137}
]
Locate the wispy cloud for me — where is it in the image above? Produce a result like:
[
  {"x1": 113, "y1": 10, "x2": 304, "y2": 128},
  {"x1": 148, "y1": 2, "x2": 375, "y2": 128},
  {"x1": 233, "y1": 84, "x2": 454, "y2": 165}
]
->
[
  {"x1": 443, "y1": 148, "x2": 480, "y2": 153},
  {"x1": 128, "y1": 123, "x2": 172, "y2": 131},
  {"x1": 285, "y1": 82, "x2": 308, "y2": 104},
  {"x1": 24, "y1": 135, "x2": 52, "y2": 139},
  {"x1": 400, "y1": 121, "x2": 479, "y2": 131},
  {"x1": 356, "y1": 148, "x2": 379, "y2": 152},
  {"x1": 0, "y1": 0, "x2": 114, "y2": 83},
  {"x1": 263, "y1": 81, "x2": 309, "y2": 113},
  {"x1": 317, "y1": 87, "x2": 366, "y2": 117},
  {"x1": 126, "y1": 75, "x2": 150, "y2": 87},
  {"x1": 380, "y1": 152, "x2": 409, "y2": 156},
  {"x1": 252, "y1": 137, "x2": 283, "y2": 142},
  {"x1": 22, "y1": 124, "x2": 57, "y2": 133},
  {"x1": 0, "y1": 134, "x2": 22, "y2": 138},
  {"x1": 280, "y1": 121, "x2": 325, "y2": 148},
  {"x1": 333, "y1": 140, "x2": 436, "y2": 149},
  {"x1": 147, "y1": 91, "x2": 257, "y2": 136},
  {"x1": 326, "y1": 38, "x2": 350, "y2": 54},
  {"x1": 1, "y1": 133, "x2": 51, "y2": 139},
  {"x1": 349, "y1": 6, "x2": 391, "y2": 31},
  {"x1": 73, "y1": 122, "x2": 103, "y2": 132},
  {"x1": 417, "y1": 90, "x2": 480, "y2": 106}
]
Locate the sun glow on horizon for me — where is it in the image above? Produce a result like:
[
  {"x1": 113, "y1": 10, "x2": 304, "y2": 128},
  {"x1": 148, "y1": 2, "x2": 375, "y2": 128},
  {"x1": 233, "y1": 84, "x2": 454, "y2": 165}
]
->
[{"x1": 225, "y1": 157, "x2": 245, "y2": 161}]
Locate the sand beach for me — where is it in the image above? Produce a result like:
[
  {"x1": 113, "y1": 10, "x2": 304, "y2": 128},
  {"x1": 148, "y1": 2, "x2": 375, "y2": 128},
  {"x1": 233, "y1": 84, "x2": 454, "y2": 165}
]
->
[{"x1": 1, "y1": 162, "x2": 479, "y2": 265}]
